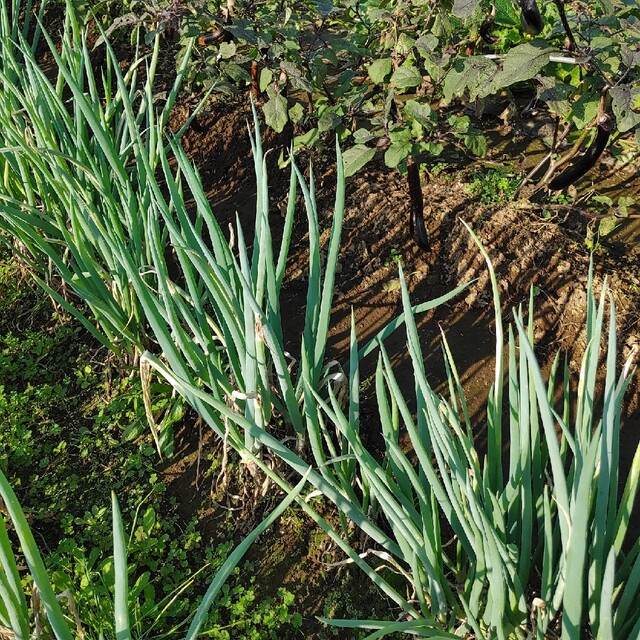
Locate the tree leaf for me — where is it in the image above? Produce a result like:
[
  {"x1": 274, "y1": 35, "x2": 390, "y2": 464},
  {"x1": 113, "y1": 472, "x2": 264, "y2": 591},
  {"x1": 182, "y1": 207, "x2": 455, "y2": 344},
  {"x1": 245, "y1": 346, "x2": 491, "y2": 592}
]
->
[
  {"x1": 610, "y1": 84, "x2": 640, "y2": 133},
  {"x1": 384, "y1": 140, "x2": 412, "y2": 168},
  {"x1": 536, "y1": 76, "x2": 572, "y2": 118},
  {"x1": 221, "y1": 62, "x2": 252, "y2": 83},
  {"x1": 289, "y1": 102, "x2": 305, "y2": 124},
  {"x1": 293, "y1": 128, "x2": 320, "y2": 151},
  {"x1": 219, "y1": 41, "x2": 236, "y2": 59},
  {"x1": 342, "y1": 145, "x2": 377, "y2": 177},
  {"x1": 259, "y1": 67, "x2": 274, "y2": 93},
  {"x1": 390, "y1": 65, "x2": 423, "y2": 90},
  {"x1": 403, "y1": 100, "x2": 433, "y2": 126},
  {"x1": 443, "y1": 57, "x2": 497, "y2": 103},
  {"x1": 318, "y1": 106, "x2": 341, "y2": 132},
  {"x1": 494, "y1": 0, "x2": 519, "y2": 25},
  {"x1": 263, "y1": 94, "x2": 289, "y2": 133},
  {"x1": 486, "y1": 40, "x2": 556, "y2": 96},
  {"x1": 464, "y1": 133, "x2": 487, "y2": 157},
  {"x1": 368, "y1": 58, "x2": 392, "y2": 84},
  {"x1": 452, "y1": 0, "x2": 480, "y2": 19},
  {"x1": 570, "y1": 88, "x2": 600, "y2": 128},
  {"x1": 353, "y1": 128, "x2": 376, "y2": 144}
]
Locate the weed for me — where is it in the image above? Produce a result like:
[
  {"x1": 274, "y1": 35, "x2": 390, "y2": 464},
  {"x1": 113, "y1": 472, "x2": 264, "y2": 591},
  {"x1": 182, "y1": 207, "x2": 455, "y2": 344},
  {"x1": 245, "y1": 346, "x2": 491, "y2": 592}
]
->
[{"x1": 467, "y1": 167, "x2": 519, "y2": 204}]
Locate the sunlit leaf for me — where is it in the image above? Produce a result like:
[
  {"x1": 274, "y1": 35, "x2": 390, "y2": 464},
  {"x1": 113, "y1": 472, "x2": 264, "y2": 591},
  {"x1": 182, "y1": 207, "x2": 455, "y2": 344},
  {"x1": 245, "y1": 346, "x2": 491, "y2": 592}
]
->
[
  {"x1": 342, "y1": 144, "x2": 376, "y2": 177},
  {"x1": 368, "y1": 58, "x2": 392, "y2": 84},
  {"x1": 404, "y1": 100, "x2": 432, "y2": 126},
  {"x1": 452, "y1": 0, "x2": 480, "y2": 19},
  {"x1": 384, "y1": 140, "x2": 412, "y2": 168},
  {"x1": 263, "y1": 94, "x2": 289, "y2": 133},
  {"x1": 390, "y1": 65, "x2": 423, "y2": 90}
]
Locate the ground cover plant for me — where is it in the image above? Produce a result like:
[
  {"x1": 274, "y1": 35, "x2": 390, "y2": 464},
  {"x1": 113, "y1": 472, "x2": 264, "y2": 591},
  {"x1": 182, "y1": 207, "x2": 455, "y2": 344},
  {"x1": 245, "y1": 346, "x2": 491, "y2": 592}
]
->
[{"x1": 1, "y1": 0, "x2": 640, "y2": 638}]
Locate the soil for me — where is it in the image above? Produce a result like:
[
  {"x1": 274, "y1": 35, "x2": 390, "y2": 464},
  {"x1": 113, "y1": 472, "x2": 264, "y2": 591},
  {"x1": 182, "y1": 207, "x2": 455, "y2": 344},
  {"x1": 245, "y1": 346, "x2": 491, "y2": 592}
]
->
[{"x1": 159, "y1": 95, "x2": 640, "y2": 636}]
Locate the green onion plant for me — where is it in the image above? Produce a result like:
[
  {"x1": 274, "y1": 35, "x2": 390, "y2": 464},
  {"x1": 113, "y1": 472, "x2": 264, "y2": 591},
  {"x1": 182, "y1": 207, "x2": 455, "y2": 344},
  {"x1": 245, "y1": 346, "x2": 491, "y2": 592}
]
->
[{"x1": 313, "y1": 238, "x2": 640, "y2": 639}]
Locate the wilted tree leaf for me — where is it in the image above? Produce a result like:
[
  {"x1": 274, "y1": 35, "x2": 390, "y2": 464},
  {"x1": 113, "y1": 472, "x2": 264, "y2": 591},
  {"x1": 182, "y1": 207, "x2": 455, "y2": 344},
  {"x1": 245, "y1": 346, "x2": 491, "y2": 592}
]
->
[{"x1": 342, "y1": 145, "x2": 377, "y2": 177}]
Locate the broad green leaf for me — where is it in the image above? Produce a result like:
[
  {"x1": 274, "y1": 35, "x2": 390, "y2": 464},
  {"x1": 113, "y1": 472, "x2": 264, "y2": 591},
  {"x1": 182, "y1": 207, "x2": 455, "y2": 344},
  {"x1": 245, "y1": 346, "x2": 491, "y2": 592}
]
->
[
  {"x1": 396, "y1": 33, "x2": 416, "y2": 55},
  {"x1": 494, "y1": 0, "x2": 519, "y2": 25},
  {"x1": 263, "y1": 94, "x2": 289, "y2": 133},
  {"x1": 537, "y1": 76, "x2": 572, "y2": 117},
  {"x1": 570, "y1": 88, "x2": 600, "y2": 129},
  {"x1": 419, "y1": 141, "x2": 444, "y2": 156},
  {"x1": 368, "y1": 58, "x2": 392, "y2": 84},
  {"x1": 415, "y1": 33, "x2": 439, "y2": 59},
  {"x1": 221, "y1": 61, "x2": 252, "y2": 83},
  {"x1": 404, "y1": 99, "x2": 432, "y2": 126},
  {"x1": 259, "y1": 67, "x2": 273, "y2": 92},
  {"x1": 218, "y1": 40, "x2": 236, "y2": 59},
  {"x1": 610, "y1": 84, "x2": 640, "y2": 133},
  {"x1": 487, "y1": 41, "x2": 556, "y2": 95},
  {"x1": 448, "y1": 114, "x2": 470, "y2": 133},
  {"x1": 463, "y1": 133, "x2": 487, "y2": 157},
  {"x1": 293, "y1": 127, "x2": 320, "y2": 151},
  {"x1": 288, "y1": 101, "x2": 305, "y2": 124},
  {"x1": 452, "y1": 0, "x2": 480, "y2": 19},
  {"x1": 443, "y1": 57, "x2": 497, "y2": 103},
  {"x1": 318, "y1": 106, "x2": 341, "y2": 132},
  {"x1": 353, "y1": 128, "x2": 376, "y2": 144},
  {"x1": 384, "y1": 140, "x2": 412, "y2": 168},
  {"x1": 342, "y1": 144, "x2": 376, "y2": 177},
  {"x1": 390, "y1": 65, "x2": 423, "y2": 90}
]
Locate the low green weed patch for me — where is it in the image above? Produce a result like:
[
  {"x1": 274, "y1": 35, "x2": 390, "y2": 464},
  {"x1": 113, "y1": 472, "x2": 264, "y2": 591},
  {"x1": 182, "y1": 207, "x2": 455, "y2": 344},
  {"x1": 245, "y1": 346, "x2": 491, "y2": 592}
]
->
[{"x1": 467, "y1": 167, "x2": 520, "y2": 204}]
